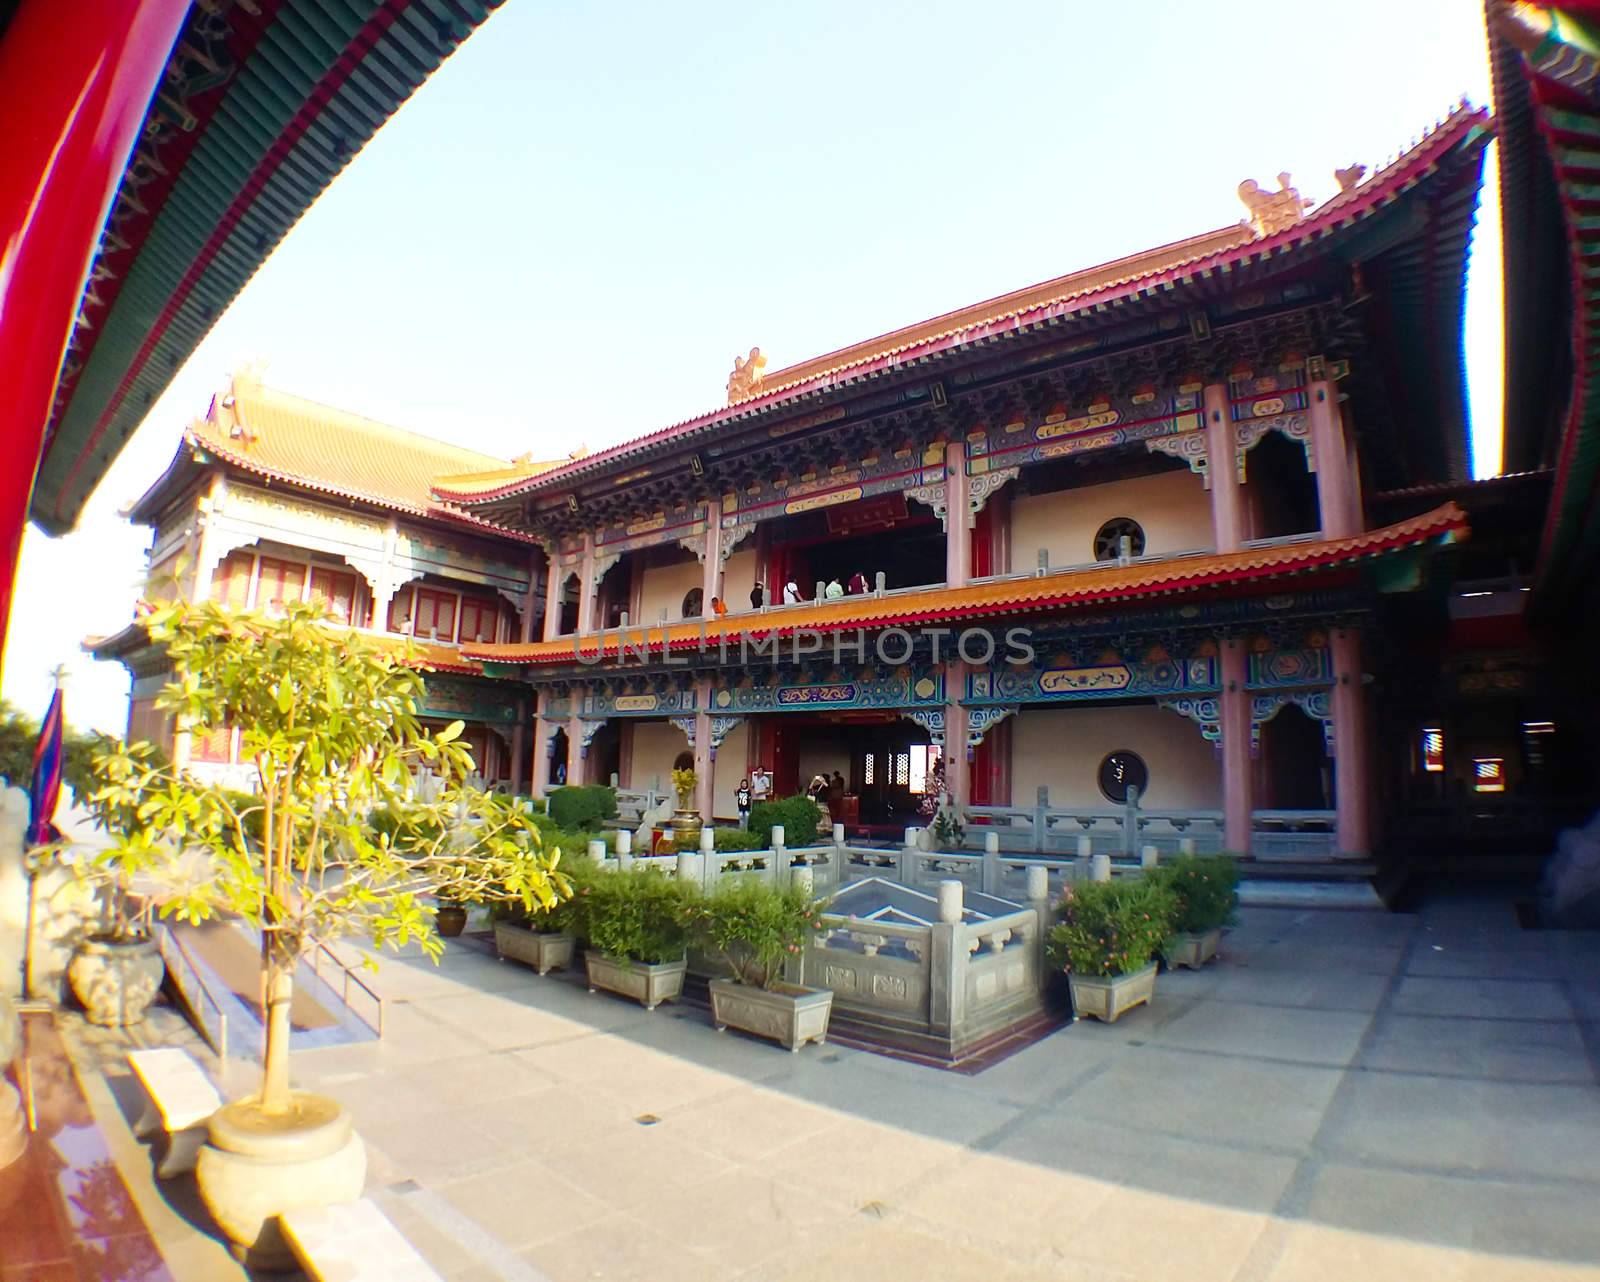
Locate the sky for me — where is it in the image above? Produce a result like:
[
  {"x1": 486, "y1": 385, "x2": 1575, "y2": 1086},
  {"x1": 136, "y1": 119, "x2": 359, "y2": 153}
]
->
[{"x1": 2, "y1": 0, "x2": 1504, "y2": 735}]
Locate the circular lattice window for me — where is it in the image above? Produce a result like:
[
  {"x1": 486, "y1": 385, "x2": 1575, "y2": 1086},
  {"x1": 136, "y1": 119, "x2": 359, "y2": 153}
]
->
[
  {"x1": 1093, "y1": 517, "x2": 1146, "y2": 562},
  {"x1": 1097, "y1": 750, "x2": 1150, "y2": 804},
  {"x1": 681, "y1": 588, "x2": 704, "y2": 618}
]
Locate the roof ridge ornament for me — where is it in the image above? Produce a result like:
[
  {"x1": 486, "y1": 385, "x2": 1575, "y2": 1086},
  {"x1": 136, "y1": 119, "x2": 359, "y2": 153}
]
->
[
  {"x1": 1237, "y1": 172, "x2": 1311, "y2": 238},
  {"x1": 1334, "y1": 163, "x2": 1367, "y2": 192},
  {"x1": 726, "y1": 346, "x2": 767, "y2": 404}
]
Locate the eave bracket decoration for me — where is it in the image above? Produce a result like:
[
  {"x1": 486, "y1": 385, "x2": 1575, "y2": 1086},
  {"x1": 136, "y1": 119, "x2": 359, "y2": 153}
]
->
[
  {"x1": 577, "y1": 718, "x2": 608, "y2": 757},
  {"x1": 965, "y1": 706, "x2": 1018, "y2": 749},
  {"x1": 1250, "y1": 690, "x2": 1333, "y2": 758},
  {"x1": 898, "y1": 708, "x2": 946, "y2": 749},
  {"x1": 1236, "y1": 413, "x2": 1313, "y2": 483},
  {"x1": 966, "y1": 467, "x2": 1019, "y2": 528},
  {"x1": 1145, "y1": 432, "x2": 1211, "y2": 488},
  {"x1": 1158, "y1": 697, "x2": 1223, "y2": 756}
]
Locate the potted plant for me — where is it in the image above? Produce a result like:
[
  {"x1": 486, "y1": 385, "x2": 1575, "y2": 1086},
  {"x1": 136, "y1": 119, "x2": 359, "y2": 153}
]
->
[
  {"x1": 575, "y1": 866, "x2": 691, "y2": 1010},
  {"x1": 1048, "y1": 876, "x2": 1175, "y2": 1023},
  {"x1": 493, "y1": 854, "x2": 595, "y2": 975},
  {"x1": 687, "y1": 879, "x2": 830, "y2": 1052},
  {"x1": 1156, "y1": 854, "x2": 1239, "y2": 969},
  {"x1": 86, "y1": 598, "x2": 567, "y2": 1267},
  {"x1": 669, "y1": 765, "x2": 701, "y2": 848}
]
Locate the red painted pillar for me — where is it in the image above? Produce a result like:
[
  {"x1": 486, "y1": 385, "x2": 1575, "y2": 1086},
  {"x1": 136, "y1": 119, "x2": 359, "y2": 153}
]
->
[
  {"x1": 1203, "y1": 385, "x2": 1243, "y2": 552},
  {"x1": 0, "y1": 0, "x2": 189, "y2": 681},
  {"x1": 944, "y1": 441, "x2": 971, "y2": 587},
  {"x1": 1308, "y1": 380, "x2": 1358, "y2": 539},
  {"x1": 942, "y1": 660, "x2": 969, "y2": 812},
  {"x1": 1220, "y1": 636, "x2": 1253, "y2": 854},
  {"x1": 1331, "y1": 627, "x2": 1371, "y2": 858}
]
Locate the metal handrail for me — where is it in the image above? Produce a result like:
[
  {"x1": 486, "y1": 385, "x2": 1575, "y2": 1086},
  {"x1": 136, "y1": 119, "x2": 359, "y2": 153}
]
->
[
  {"x1": 308, "y1": 941, "x2": 384, "y2": 1039},
  {"x1": 159, "y1": 926, "x2": 229, "y2": 1063}
]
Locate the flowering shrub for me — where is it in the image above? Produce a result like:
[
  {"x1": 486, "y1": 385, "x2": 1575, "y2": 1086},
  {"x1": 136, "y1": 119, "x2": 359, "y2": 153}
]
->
[
  {"x1": 683, "y1": 879, "x2": 824, "y2": 989},
  {"x1": 1153, "y1": 854, "x2": 1240, "y2": 934},
  {"x1": 1047, "y1": 876, "x2": 1176, "y2": 978}
]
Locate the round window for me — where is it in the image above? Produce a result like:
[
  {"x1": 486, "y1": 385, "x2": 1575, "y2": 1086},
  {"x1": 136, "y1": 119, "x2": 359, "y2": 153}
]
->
[
  {"x1": 1097, "y1": 750, "x2": 1149, "y2": 804},
  {"x1": 1093, "y1": 517, "x2": 1146, "y2": 562},
  {"x1": 681, "y1": 588, "x2": 704, "y2": 618}
]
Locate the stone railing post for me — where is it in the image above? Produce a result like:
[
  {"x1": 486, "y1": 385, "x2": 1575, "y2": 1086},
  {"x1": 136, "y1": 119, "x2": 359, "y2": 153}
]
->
[
  {"x1": 1026, "y1": 863, "x2": 1051, "y2": 988},
  {"x1": 771, "y1": 824, "x2": 786, "y2": 885},
  {"x1": 930, "y1": 878, "x2": 967, "y2": 1042},
  {"x1": 1091, "y1": 853, "x2": 1111, "y2": 882},
  {"x1": 1076, "y1": 834, "x2": 1092, "y2": 882},
  {"x1": 587, "y1": 839, "x2": 606, "y2": 865},
  {"x1": 982, "y1": 830, "x2": 1000, "y2": 896},
  {"x1": 901, "y1": 828, "x2": 919, "y2": 885},
  {"x1": 616, "y1": 828, "x2": 633, "y2": 869},
  {"x1": 1179, "y1": 836, "x2": 1196, "y2": 857},
  {"x1": 792, "y1": 863, "x2": 814, "y2": 898},
  {"x1": 1033, "y1": 785, "x2": 1048, "y2": 853},
  {"x1": 1141, "y1": 844, "x2": 1159, "y2": 870}
]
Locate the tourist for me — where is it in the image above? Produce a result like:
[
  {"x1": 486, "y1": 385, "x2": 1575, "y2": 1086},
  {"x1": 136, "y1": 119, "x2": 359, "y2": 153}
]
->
[
  {"x1": 749, "y1": 581, "x2": 764, "y2": 609},
  {"x1": 751, "y1": 766, "x2": 772, "y2": 806},
  {"x1": 824, "y1": 577, "x2": 844, "y2": 599},
  {"x1": 806, "y1": 774, "x2": 829, "y2": 802},
  {"x1": 711, "y1": 595, "x2": 728, "y2": 617},
  {"x1": 736, "y1": 777, "x2": 752, "y2": 828},
  {"x1": 783, "y1": 580, "x2": 802, "y2": 604},
  {"x1": 831, "y1": 770, "x2": 845, "y2": 798},
  {"x1": 848, "y1": 570, "x2": 869, "y2": 595}
]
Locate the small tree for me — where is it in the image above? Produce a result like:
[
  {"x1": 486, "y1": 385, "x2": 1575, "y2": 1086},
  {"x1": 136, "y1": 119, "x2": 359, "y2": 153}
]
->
[{"x1": 84, "y1": 598, "x2": 568, "y2": 1117}]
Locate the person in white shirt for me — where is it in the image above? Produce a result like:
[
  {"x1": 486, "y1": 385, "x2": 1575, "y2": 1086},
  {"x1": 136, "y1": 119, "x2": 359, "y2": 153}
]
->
[
  {"x1": 824, "y1": 578, "x2": 844, "y2": 599},
  {"x1": 783, "y1": 581, "x2": 802, "y2": 604}
]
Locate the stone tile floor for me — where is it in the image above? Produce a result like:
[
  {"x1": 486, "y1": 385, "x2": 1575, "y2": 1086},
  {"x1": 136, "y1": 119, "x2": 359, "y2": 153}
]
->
[{"x1": 62, "y1": 891, "x2": 1600, "y2": 1281}]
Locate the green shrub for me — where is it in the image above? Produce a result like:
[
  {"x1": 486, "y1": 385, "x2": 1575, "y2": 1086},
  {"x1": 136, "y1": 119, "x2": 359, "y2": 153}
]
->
[
  {"x1": 748, "y1": 794, "x2": 826, "y2": 848},
  {"x1": 573, "y1": 866, "x2": 693, "y2": 964},
  {"x1": 1154, "y1": 854, "x2": 1240, "y2": 934},
  {"x1": 1047, "y1": 876, "x2": 1176, "y2": 978},
  {"x1": 672, "y1": 826, "x2": 767, "y2": 853},
  {"x1": 498, "y1": 854, "x2": 600, "y2": 933},
  {"x1": 533, "y1": 816, "x2": 613, "y2": 859},
  {"x1": 547, "y1": 784, "x2": 618, "y2": 831},
  {"x1": 683, "y1": 879, "x2": 825, "y2": 988}
]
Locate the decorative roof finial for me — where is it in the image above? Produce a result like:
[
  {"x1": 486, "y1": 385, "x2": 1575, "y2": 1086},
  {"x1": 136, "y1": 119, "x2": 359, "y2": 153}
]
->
[
  {"x1": 726, "y1": 347, "x2": 767, "y2": 403},
  {"x1": 1237, "y1": 172, "x2": 1311, "y2": 237},
  {"x1": 1334, "y1": 163, "x2": 1367, "y2": 192}
]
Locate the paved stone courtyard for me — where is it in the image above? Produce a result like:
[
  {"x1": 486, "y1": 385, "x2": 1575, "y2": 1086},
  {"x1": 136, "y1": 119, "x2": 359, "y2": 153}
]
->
[{"x1": 72, "y1": 893, "x2": 1600, "y2": 1281}]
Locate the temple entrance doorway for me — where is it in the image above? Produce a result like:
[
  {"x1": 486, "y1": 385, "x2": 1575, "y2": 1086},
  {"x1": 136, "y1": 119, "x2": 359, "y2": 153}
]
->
[
  {"x1": 765, "y1": 494, "x2": 945, "y2": 598},
  {"x1": 547, "y1": 726, "x2": 570, "y2": 786},
  {"x1": 765, "y1": 712, "x2": 941, "y2": 836},
  {"x1": 1256, "y1": 704, "x2": 1331, "y2": 810}
]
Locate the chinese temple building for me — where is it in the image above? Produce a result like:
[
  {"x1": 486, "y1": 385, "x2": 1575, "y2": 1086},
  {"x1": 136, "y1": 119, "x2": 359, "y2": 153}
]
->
[{"x1": 91, "y1": 95, "x2": 1600, "y2": 889}]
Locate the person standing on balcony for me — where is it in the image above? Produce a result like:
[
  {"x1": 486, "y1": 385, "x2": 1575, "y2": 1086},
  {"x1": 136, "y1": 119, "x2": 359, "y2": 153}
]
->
[
  {"x1": 824, "y1": 578, "x2": 844, "y2": 600},
  {"x1": 848, "y1": 570, "x2": 869, "y2": 595},
  {"x1": 783, "y1": 580, "x2": 802, "y2": 604},
  {"x1": 750, "y1": 581, "x2": 764, "y2": 609}
]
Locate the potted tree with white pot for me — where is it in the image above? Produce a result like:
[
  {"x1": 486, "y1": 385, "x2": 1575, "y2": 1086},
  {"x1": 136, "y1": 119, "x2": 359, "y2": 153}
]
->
[
  {"x1": 86, "y1": 597, "x2": 566, "y2": 1268},
  {"x1": 1048, "y1": 875, "x2": 1175, "y2": 1023},
  {"x1": 1156, "y1": 853, "x2": 1239, "y2": 969},
  {"x1": 688, "y1": 879, "x2": 831, "y2": 1052}
]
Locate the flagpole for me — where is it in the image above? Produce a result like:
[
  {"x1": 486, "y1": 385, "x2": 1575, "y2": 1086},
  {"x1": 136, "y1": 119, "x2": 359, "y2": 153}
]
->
[{"x1": 21, "y1": 665, "x2": 67, "y2": 1000}]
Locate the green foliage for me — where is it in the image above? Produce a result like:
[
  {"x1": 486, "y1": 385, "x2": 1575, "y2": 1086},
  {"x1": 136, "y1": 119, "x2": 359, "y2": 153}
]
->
[
  {"x1": 571, "y1": 866, "x2": 692, "y2": 964},
  {"x1": 80, "y1": 597, "x2": 570, "y2": 1114},
  {"x1": 748, "y1": 794, "x2": 826, "y2": 848},
  {"x1": 1047, "y1": 876, "x2": 1176, "y2": 978},
  {"x1": 0, "y1": 700, "x2": 121, "y2": 802},
  {"x1": 1153, "y1": 854, "x2": 1240, "y2": 934},
  {"x1": 682, "y1": 879, "x2": 825, "y2": 988},
  {"x1": 546, "y1": 784, "x2": 618, "y2": 831},
  {"x1": 929, "y1": 805, "x2": 966, "y2": 851},
  {"x1": 672, "y1": 826, "x2": 766, "y2": 853},
  {"x1": 533, "y1": 815, "x2": 613, "y2": 859}
]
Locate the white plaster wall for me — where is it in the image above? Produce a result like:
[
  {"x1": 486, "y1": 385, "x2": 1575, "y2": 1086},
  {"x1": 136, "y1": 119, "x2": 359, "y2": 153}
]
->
[
  {"x1": 1009, "y1": 470, "x2": 1213, "y2": 571},
  {"x1": 637, "y1": 558, "x2": 703, "y2": 623},
  {"x1": 711, "y1": 722, "x2": 751, "y2": 821},
  {"x1": 1010, "y1": 705, "x2": 1221, "y2": 810},
  {"x1": 721, "y1": 547, "x2": 758, "y2": 612},
  {"x1": 628, "y1": 720, "x2": 690, "y2": 794}
]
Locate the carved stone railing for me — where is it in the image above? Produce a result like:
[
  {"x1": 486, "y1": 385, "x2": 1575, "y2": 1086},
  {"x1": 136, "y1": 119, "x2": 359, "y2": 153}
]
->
[
  {"x1": 1251, "y1": 809, "x2": 1337, "y2": 860},
  {"x1": 965, "y1": 804, "x2": 1223, "y2": 856}
]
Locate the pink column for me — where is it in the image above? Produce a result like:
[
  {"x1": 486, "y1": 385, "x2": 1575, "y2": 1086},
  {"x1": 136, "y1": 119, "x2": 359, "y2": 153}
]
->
[
  {"x1": 510, "y1": 698, "x2": 528, "y2": 794},
  {"x1": 522, "y1": 551, "x2": 541, "y2": 642},
  {"x1": 1204, "y1": 385, "x2": 1243, "y2": 552},
  {"x1": 577, "y1": 533, "x2": 597, "y2": 635},
  {"x1": 942, "y1": 661, "x2": 970, "y2": 811},
  {"x1": 1331, "y1": 627, "x2": 1371, "y2": 858},
  {"x1": 1308, "y1": 380, "x2": 1358, "y2": 539},
  {"x1": 530, "y1": 695, "x2": 554, "y2": 797},
  {"x1": 1220, "y1": 636, "x2": 1253, "y2": 854},
  {"x1": 566, "y1": 714, "x2": 584, "y2": 786},
  {"x1": 944, "y1": 440, "x2": 971, "y2": 588},
  {"x1": 0, "y1": 0, "x2": 191, "y2": 680},
  {"x1": 701, "y1": 503, "x2": 725, "y2": 611},
  {"x1": 540, "y1": 550, "x2": 562, "y2": 642},
  {"x1": 693, "y1": 678, "x2": 714, "y2": 819}
]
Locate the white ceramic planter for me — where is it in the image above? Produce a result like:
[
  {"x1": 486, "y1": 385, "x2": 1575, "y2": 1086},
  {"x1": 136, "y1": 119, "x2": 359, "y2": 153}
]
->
[
  {"x1": 195, "y1": 1093, "x2": 366, "y2": 1270},
  {"x1": 1165, "y1": 928, "x2": 1222, "y2": 970},
  {"x1": 584, "y1": 952, "x2": 686, "y2": 1010},
  {"x1": 494, "y1": 923, "x2": 574, "y2": 975},
  {"x1": 68, "y1": 935, "x2": 165, "y2": 1027},
  {"x1": 709, "y1": 978, "x2": 832, "y2": 1052},
  {"x1": 1068, "y1": 961, "x2": 1158, "y2": 1023}
]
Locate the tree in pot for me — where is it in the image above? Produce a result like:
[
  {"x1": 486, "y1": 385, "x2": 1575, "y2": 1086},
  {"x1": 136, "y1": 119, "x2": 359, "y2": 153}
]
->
[
  {"x1": 1154, "y1": 854, "x2": 1240, "y2": 969},
  {"x1": 492, "y1": 854, "x2": 596, "y2": 974},
  {"x1": 86, "y1": 597, "x2": 567, "y2": 1267},
  {"x1": 1047, "y1": 876, "x2": 1175, "y2": 1024},
  {"x1": 685, "y1": 879, "x2": 831, "y2": 1052},
  {"x1": 574, "y1": 866, "x2": 693, "y2": 1009}
]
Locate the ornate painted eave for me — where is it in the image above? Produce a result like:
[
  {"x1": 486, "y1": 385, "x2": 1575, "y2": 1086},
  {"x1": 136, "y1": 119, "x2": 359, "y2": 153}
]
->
[
  {"x1": 31, "y1": 0, "x2": 508, "y2": 536},
  {"x1": 1489, "y1": 1, "x2": 1600, "y2": 596},
  {"x1": 435, "y1": 105, "x2": 1490, "y2": 512},
  {"x1": 462, "y1": 502, "x2": 1469, "y2": 668}
]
